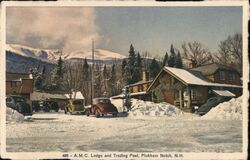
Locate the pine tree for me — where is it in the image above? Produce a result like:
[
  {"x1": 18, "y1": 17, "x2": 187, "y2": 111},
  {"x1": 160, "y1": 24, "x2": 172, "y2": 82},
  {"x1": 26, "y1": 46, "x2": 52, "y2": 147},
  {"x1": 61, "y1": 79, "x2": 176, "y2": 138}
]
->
[
  {"x1": 174, "y1": 52, "x2": 183, "y2": 68},
  {"x1": 162, "y1": 52, "x2": 169, "y2": 67},
  {"x1": 149, "y1": 58, "x2": 160, "y2": 79},
  {"x1": 82, "y1": 58, "x2": 89, "y2": 81},
  {"x1": 110, "y1": 63, "x2": 116, "y2": 81},
  {"x1": 121, "y1": 59, "x2": 127, "y2": 75},
  {"x1": 135, "y1": 52, "x2": 142, "y2": 82},
  {"x1": 103, "y1": 65, "x2": 109, "y2": 79},
  {"x1": 56, "y1": 56, "x2": 63, "y2": 79},
  {"x1": 128, "y1": 44, "x2": 136, "y2": 66},
  {"x1": 52, "y1": 56, "x2": 64, "y2": 88},
  {"x1": 168, "y1": 44, "x2": 176, "y2": 67}
]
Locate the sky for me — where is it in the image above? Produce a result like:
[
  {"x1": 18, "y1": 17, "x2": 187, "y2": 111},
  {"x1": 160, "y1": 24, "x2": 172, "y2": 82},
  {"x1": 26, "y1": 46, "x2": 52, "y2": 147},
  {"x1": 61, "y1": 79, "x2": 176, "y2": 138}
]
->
[{"x1": 6, "y1": 6, "x2": 242, "y2": 57}]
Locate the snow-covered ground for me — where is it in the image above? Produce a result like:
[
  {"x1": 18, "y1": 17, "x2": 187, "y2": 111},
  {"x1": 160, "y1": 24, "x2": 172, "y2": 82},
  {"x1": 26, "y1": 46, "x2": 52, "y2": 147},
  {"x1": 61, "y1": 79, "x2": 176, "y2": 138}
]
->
[
  {"x1": 6, "y1": 97, "x2": 243, "y2": 152},
  {"x1": 6, "y1": 112, "x2": 242, "y2": 152}
]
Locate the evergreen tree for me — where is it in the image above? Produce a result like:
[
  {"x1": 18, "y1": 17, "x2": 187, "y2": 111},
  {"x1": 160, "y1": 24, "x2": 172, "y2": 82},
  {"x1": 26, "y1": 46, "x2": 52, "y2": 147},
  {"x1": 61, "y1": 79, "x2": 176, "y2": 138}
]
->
[
  {"x1": 103, "y1": 65, "x2": 109, "y2": 79},
  {"x1": 121, "y1": 59, "x2": 127, "y2": 75},
  {"x1": 56, "y1": 56, "x2": 63, "y2": 79},
  {"x1": 110, "y1": 63, "x2": 116, "y2": 81},
  {"x1": 174, "y1": 52, "x2": 183, "y2": 68},
  {"x1": 82, "y1": 58, "x2": 89, "y2": 81},
  {"x1": 162, "y1": 52, "x2": 169, "y2": 67},
  {"x1": 149, "y1": 58, "x2": 160, "y2": 79},
  {"x1": 134, "y1": 52, "x2": 142, "y2": 82},
  {"x1": 168, "y1": 44, "x2": 176, "y2": 67},
  {"x1": 128, "y1": 44, "x2": 136, "y2": 66},
  {"x1": 52, "y1": 56, "x2": 64, "y2": 88}
]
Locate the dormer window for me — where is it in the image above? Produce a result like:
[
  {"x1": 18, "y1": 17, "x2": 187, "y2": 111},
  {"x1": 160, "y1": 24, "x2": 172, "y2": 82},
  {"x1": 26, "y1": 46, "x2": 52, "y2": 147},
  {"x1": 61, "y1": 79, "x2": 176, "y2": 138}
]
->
[
  {"x1": 219, "y1": 71, "x2": 225, "y2": 80},
  {"x1": 228, "y1": 72, "x2": 236, "y2": 81}
]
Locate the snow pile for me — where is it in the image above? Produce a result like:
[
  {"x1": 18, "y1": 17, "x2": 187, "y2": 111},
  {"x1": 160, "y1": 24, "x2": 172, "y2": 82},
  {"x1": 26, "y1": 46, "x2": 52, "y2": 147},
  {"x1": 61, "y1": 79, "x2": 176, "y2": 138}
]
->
[
  {"x1": 6, "y1": 107, "x2": 25, "y2": 123},
  {"x1": 202, "y1": 96, "x2": 242, "y2": 120},
  {"x1": 129, "y1": 99, "x2": 181, "y2": 117}
]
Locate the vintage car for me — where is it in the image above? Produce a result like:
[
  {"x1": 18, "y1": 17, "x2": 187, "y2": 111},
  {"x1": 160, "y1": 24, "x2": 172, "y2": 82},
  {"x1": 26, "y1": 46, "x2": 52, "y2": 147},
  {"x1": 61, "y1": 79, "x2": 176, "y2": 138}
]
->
[
  {"x1": 196, "y1": 96, "x2": 232, "y2": 116},
  {"x1": 6, "y1": 95, "x2": 32, "y2": 116},
  {"x1": 64, "y1": 99, "x2": 85, "y2": 114},
  {"x1": 33, "y1": 100, "x2": 59, "y2": 112},
  {"x1": 85, "y1": 97, "x2": 118, "y2": 118}
]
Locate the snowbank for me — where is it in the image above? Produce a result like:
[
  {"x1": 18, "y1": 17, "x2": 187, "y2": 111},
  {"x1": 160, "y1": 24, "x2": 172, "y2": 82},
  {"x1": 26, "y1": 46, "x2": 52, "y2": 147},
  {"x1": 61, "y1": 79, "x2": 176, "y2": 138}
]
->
[
  {"x1": 6, "y1": 107, "x2": 25, "y2": 123},
  {"x1": 129, "y1": 99, "x2": 184, "y2": 118},
  {"x1": 111, "y1": 98, "x2": 197, "y2": 118},
  {"x1": 202, "y1": 96, "x2": 242, "y2": 120}
]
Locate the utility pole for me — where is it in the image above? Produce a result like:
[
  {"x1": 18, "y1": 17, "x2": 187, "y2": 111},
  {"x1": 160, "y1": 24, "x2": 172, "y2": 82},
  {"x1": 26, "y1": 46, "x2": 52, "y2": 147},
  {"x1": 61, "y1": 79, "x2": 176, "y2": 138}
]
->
[{"x1": 90, "y1": 39, "x2": 95, "y2": 106}]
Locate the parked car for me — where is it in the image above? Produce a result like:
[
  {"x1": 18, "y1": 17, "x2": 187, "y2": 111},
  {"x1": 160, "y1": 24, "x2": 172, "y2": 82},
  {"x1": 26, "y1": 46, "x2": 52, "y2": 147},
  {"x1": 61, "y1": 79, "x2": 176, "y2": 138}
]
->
[
  {"x1": 6, "y1": 95, "x2": 32, "y2": 116},
  {"x1": 196, "y1": 96, "x2": 232, "y2": 116},
  {"x1": 64, "y1": 99, "x2": 85, "y2": 114},
  {"x1": 32, "y1": 100, "x2": 59, "y2": 112},
  {"x1": 85, "y1": 97, "x2": 118, "y2": 118}
]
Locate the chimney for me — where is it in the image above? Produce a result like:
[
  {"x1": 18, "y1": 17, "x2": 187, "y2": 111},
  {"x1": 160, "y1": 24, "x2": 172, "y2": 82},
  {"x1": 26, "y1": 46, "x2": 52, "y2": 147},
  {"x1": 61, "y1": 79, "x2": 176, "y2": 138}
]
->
[
  {"x1": 189, "y1": 59, "x2": 197, "y2": 68},
  {"x1": 142, "y1": 71, "x2": 149, "y2": 82}
]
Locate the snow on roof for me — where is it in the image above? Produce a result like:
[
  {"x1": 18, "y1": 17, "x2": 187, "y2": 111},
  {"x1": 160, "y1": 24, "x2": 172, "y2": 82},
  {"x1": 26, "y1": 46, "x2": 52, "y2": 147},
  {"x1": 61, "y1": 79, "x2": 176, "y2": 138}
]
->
[
  {"x1": 65, "y1": 91, "x2": 84, "y2": 99},
  {"x1": 31, "y1": 91, "x2": 84, "y2": 101},
  {"x1": 30, "y1": 91, "x2": 67, "y2": 101},
  {"x1": 110, "y1": 94, "x2": 125, "y2": 99},
  {"x1": 212, "y1": 90, "x2": 236, "y2": 97},
  {"x1": 130, "y1": 91, "x2": 148, "y2": 96},
  {"x1": 164, "y1": 67, "x2": 241, "y2": 88}
]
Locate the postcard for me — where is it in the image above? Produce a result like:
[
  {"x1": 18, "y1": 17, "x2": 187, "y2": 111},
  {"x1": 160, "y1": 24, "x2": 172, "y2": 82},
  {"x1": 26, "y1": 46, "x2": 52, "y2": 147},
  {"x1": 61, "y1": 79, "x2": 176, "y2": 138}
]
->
[{"x1": 0, "y1": 1, "x2": 249, "y2": 159}]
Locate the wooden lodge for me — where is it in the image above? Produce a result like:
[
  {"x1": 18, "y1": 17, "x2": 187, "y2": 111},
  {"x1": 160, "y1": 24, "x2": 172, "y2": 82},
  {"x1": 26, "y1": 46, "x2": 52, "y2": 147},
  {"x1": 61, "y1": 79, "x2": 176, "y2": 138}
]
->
[{"x1": 147, "y1": 63, "x2": 242, "y2": 113}]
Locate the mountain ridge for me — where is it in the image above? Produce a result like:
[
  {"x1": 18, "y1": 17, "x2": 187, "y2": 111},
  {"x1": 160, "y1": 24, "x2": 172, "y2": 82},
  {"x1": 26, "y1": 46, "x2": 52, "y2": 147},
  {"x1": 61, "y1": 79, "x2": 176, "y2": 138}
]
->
[{"x1": 6, "y1": 44, "x2": 126, "y2": 63}]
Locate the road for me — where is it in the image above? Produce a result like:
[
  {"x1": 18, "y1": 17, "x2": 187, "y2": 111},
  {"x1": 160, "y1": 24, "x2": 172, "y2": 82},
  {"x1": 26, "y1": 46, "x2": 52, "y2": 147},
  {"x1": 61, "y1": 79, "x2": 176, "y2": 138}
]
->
[{"x1": 6, "y1": 111, "x2": 242, "y2": 152}]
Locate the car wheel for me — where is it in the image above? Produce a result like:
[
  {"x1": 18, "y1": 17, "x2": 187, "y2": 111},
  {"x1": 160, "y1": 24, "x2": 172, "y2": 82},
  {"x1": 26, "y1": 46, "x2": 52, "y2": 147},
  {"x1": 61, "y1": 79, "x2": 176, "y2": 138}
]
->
[{"x1": 95, "y1": 109, "x2": 100, "y2": 118}]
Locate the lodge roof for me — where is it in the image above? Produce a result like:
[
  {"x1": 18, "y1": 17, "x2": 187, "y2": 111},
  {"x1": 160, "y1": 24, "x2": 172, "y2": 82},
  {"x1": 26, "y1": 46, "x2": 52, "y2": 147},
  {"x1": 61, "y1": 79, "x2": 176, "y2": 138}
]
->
[
  {"x1": 147, "y1": 66, "x2": 242, "y2": 92},
  {"x1": 189, "y1": 63, "x2": 239, "y2": 76}
]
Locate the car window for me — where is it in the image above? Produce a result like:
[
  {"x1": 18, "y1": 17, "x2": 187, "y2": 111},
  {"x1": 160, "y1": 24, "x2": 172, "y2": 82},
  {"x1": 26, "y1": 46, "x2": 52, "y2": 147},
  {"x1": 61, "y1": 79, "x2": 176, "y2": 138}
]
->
[
  {"x1": 98, "y1": 99, "x2": 110, "y2": 104},
  {"x1": 207, "y1": 98, "x2": 219, "y2": 103},
  {"x1": 13, "y1": 97, "x2": 26, "y2": 103},
  {"x1": 73, "y1": 100, "x2": 83, "y2": 105}
]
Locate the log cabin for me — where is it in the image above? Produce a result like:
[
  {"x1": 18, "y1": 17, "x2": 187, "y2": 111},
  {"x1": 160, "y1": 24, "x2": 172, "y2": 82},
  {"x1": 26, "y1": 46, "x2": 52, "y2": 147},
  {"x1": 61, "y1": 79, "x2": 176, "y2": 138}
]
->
[{"x1": 147, "y1": 64, "x2": 242, "y2": 113}]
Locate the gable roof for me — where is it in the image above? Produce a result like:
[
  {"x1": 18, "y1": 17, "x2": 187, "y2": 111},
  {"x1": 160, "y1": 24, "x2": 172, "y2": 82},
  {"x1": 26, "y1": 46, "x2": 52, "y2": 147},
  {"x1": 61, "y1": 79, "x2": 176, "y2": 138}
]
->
[
  {"x1": 189, "y1": 63, "x2": 239, "y2": 76},
  {"x1": 147, "y1": 66, "x2": 242, "y2": 92}
]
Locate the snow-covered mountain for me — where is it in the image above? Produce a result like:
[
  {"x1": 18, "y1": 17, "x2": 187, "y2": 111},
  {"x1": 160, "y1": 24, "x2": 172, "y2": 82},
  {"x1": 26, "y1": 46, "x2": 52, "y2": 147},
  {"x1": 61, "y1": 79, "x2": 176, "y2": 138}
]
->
[{"x1": 6, "y1": 44, "x2": 126, "y2": 63}]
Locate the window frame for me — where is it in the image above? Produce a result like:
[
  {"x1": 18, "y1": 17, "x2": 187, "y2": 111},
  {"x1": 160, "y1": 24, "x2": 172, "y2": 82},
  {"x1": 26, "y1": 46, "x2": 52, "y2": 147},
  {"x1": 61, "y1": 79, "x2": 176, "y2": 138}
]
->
[
  {"x1": 228, "y1": 72, "x2": 236, "y2": 81},
  {"x1": 219, "y1": 71, "x2": 225, "y2": 80}
]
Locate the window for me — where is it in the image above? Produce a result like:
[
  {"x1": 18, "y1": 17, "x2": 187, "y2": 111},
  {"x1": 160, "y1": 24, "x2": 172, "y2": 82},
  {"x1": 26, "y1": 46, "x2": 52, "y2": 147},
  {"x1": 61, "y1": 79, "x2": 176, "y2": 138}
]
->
[
  {"x1": 11, "y1": 81, "x2": 17, "y2": 87},
  {"x1": 140, "y1": 85, "x2": 144, "y2": 92},
  {"x1": 191, "y1": 88, "x2": 198, "y2": 100},
  {"x1": 10, "y1": 81, "x2": 21, "y2": 87},
  {"x1": 228, "y1": 73, "x2": 236, "y2": 81},
  {"x1": 219, "y1": 71, "x2": 225, "y2": 80}
]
